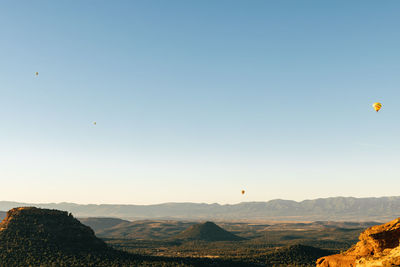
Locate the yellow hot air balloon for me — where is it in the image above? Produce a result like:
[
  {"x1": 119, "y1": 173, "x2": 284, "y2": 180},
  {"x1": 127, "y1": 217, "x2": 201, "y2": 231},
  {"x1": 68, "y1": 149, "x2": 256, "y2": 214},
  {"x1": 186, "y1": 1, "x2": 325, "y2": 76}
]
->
[
  {"x1": 241, "y1": 190, "x2": 245, "y2": 195},
  {"x1": 93, "y1": 122, "x2": 97, "y2": 125},
  {"x1": 372, "y1": 102, "x2": 382, "y2": 112}
]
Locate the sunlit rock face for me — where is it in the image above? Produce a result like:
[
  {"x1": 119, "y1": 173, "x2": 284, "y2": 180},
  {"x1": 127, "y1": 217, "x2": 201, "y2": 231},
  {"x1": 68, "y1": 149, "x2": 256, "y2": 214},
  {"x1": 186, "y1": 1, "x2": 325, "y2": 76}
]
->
[{"x1": 316, "y1": 218, "x2": 400, "y2": 266}]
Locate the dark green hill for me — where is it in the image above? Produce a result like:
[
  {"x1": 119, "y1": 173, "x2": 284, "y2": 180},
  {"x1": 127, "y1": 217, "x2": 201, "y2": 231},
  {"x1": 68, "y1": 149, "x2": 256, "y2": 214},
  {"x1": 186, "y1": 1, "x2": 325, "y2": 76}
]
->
[{"x1": 175, "y1": 221, "x2": 245, "y2": 241}]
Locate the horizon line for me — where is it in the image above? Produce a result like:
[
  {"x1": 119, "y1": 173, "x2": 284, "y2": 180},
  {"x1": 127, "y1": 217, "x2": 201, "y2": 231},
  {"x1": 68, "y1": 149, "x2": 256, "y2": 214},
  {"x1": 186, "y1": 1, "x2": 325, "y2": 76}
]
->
[{"x1": 1, "y1": 195, "x2": 400, "y2": 206}]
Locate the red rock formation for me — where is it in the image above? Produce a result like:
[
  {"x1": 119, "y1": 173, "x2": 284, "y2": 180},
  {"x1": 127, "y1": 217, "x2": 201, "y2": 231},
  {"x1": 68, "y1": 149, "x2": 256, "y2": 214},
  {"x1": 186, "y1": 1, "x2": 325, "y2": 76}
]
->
[{"x1": 316, "y1": 218, "x2": 400, "y2": 266}]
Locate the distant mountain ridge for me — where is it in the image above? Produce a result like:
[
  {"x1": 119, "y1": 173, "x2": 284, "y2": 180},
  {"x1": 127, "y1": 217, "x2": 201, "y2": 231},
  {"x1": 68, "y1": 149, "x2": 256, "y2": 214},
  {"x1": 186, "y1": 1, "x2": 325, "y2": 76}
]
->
[{"x1": 1, "y1": 196, "x2": 400, "y2": 221}]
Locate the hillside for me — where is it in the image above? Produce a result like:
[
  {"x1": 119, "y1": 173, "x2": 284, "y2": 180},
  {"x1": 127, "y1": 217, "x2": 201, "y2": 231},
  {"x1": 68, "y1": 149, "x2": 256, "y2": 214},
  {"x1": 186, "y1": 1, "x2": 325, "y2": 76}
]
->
[
  {"x1": 0, "y1": 207, "x2": 258, "y2": 267},
  {"x1": 78, "y1": 217, "x2": 378, "y2": 242},
  {"x1": 1, "y1": 196, "x2": 400, "y2": 221},
  {"x1": 96, "y1": 220, "x2": 195, "y2": 239},
  {"x1": 266, "y1": 244, "x2": 334, "y2": 266},
  {"x1": 78, "y1": 217, "x2": 130, "y2": 232},
  {"x1": 175, "y1": 221, "x2": 245, "y2": 241}
]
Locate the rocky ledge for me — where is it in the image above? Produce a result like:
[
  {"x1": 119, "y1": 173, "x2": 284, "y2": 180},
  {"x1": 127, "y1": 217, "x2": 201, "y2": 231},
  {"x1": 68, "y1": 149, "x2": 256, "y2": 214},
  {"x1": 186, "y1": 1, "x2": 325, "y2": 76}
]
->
[{"x1": 316, "y1": 217, "x2": 400, "y2": 266}]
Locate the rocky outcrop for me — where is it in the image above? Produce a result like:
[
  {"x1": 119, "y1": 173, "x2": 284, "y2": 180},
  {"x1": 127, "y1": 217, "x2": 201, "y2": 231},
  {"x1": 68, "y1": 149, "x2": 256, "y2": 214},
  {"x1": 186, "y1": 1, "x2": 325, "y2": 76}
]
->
[
  {"x1": 0, "y1": 207, "x2": 107, "y2": 252},
  {"x1": 316, "y1": 217, "x2": 400, "y2": 266}
]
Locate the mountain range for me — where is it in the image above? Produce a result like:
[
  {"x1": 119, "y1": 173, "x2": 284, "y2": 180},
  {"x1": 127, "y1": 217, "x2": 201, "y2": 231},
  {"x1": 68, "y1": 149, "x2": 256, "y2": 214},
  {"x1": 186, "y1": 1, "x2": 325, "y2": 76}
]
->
[{"x1": 1, "y1": 196, "x2": 400, "y2": 221}]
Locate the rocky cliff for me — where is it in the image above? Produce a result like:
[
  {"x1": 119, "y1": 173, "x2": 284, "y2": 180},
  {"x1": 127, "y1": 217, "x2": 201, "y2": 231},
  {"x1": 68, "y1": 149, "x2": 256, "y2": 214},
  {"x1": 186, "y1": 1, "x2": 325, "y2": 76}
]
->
[{"x1": 316, "y1": 217, "x2": 400, "y2": 266}]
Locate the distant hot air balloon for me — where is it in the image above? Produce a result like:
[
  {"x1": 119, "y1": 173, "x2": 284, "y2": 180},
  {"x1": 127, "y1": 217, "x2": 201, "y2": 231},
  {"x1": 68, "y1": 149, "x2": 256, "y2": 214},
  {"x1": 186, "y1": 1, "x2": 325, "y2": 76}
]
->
[
  {"x1": 372, "y1": 102, "x2": 382, "y2": 112},
  {"x1": 35, "y1": 72, "x2": 39, "y2": 77},
  {"x1": 241, "y1": 190, "x2": 245, "y2": 195},
  {"x1": 93, "y1": 122, "x2": 97, "y2": 125}
]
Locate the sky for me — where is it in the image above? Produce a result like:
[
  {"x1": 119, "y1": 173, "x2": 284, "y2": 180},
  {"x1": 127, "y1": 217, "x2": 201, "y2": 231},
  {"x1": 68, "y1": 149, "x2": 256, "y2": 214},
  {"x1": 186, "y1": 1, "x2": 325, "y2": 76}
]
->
[{"x1": 1, "y1": 1, "x2": 400, "y2": 204}]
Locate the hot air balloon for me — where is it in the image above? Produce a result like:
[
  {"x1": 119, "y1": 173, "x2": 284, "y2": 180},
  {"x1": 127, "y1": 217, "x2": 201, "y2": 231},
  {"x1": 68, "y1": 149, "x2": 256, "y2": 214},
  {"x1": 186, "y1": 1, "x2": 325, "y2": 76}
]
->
[
  {"x1": 35, "y1": 72, "x2": 39, "y2": 77},
  {"x1": 372, "y1": 102, "x2": 382, "y2": 112},
  {"x1": 93, "y1": 122, "x2": 97, "y2": 125},
  {"x1": 241, "y1": 190, "x2": 245, "y2": 195}
]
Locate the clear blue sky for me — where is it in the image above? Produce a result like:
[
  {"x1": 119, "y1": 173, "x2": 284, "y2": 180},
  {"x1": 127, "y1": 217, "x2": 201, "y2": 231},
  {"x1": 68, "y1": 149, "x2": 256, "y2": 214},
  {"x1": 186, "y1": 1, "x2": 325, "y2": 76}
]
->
[{"x1": 1, "y1": 1, "x2": 399, "y2": 204}]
